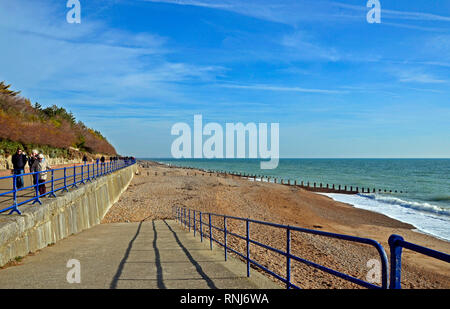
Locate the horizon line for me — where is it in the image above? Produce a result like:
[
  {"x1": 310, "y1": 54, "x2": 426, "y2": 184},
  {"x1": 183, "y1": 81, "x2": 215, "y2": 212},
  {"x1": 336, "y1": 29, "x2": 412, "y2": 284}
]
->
[{"x1": 137, "y1": 157, "x2": 450, "y2": 160}]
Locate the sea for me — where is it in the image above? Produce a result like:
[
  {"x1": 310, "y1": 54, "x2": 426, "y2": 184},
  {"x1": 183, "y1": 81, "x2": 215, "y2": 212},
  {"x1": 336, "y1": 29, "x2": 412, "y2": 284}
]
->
[{"x1": 144, "y1": 158, "x2": 450, "y2": 242}]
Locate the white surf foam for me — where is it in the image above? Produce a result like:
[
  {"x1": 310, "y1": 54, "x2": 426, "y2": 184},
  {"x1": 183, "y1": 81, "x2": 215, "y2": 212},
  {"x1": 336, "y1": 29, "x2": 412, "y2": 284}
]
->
[{"x1": 321, "y1": 193, "x2": 450, "y2": 242}]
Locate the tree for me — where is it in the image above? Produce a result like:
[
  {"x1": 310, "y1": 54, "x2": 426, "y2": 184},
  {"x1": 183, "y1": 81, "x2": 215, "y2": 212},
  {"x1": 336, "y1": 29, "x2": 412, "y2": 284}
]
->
[{"x1": 0, "y1": 81, "x2": 21, "y2": 97}]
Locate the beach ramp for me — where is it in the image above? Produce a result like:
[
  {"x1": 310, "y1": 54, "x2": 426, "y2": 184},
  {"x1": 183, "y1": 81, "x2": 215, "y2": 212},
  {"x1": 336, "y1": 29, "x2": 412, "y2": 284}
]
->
[{"x1": 0, "y1": 220, "x2": 279, "y2": 289}]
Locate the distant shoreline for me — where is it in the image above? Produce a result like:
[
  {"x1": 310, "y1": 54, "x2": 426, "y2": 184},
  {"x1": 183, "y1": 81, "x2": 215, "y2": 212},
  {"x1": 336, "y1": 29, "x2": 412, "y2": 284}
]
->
[
  {"x1": 141, "y1": 158, "x2": 450, "y2": 242},
  {"x1": 141, "y1": 158, "x2": 450, "y2": 243},
  {"x1": 139, "y1": 158, "x2": 450, "y2": 241}
]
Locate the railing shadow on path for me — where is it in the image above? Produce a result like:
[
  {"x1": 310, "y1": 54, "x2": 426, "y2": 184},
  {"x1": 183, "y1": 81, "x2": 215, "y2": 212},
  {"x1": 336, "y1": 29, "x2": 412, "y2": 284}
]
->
[
  {"x1": 162, "y1": 219, "x2": 218, "y2": 289},
  {"x1": 109, "y1": 219, "x2": 221, "y2": 289}
]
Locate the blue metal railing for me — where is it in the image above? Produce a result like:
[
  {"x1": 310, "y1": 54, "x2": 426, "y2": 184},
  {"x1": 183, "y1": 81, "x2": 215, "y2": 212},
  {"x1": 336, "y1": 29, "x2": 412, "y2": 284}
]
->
[
  {"x1": 173, "y1": 206, "x2": 450, "y2": 289},
  {"x1": 172, "y1": 206, "x2": 390, "y2": 289},
  {"x1": 388, "y1": 234, "x2": 450, "y2": 289},
  {"x1": 0, "y1": 159, "x2": 136, "y2": 215}
]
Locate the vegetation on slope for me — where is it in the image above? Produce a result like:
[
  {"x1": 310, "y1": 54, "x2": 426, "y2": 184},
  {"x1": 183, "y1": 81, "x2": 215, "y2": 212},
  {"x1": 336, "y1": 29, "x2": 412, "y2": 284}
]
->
[{"x1": 0, "y1": 81, "x2": 116, "y2": 156}]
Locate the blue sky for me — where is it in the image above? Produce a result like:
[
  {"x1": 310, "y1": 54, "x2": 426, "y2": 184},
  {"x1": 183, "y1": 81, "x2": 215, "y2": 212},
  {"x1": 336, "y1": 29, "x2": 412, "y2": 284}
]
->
[{"x1": 0, "y1": 0, "x2": 449, "y2": 158}]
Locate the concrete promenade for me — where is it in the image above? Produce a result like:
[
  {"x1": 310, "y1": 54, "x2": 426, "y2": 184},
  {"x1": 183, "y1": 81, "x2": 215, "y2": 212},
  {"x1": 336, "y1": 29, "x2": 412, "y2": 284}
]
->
[{"x1": 0, "y1": 220, "x2": 280, "y2": 289}]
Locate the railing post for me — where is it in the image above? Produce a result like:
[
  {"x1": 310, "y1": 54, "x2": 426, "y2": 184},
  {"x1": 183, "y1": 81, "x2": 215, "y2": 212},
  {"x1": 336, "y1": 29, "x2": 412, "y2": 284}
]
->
[
  {"x1": 209, "y1": 213, "x2": 212, "y2": 250},
  {"x1": 389, "y1": 235, "x2": 404, "y2": 289},
  {"x1": 32, "y1": 173, "x2": 42, "y2": 205},
  {"x1": 8, "y1": 174, "x2": 21, "y2": 215},
  {"x1": 200, "y1": 211, "x2": 203, "y2": 242},
  {"x1": 224, "y1": 216, "x2": 227, "y2": 261},
  {"x1": 12, "y1": 174, "x2": 17, "y2": 203},
  {"x1": 286, "y1": 226, "x2": 291, "y2": 289},
  {"x1": 72, "y1": 165, "x2": 78, "y2": 188},
  {"x1": 80, "y1": 165, "x2": 85, "y2": 184},
  {"x1": 49, "y1": 170, "x2": 56, "y2": 198},
  {"x1": 87, "y1": 163, "x2": 91, "y2": 182},
  {"x1": 246, "y1": 219, "x2": 250, "y2": 277},
  {"x1": 62, "y1": 167, "x2": 69, "y2": 192},
  {"x1": 193, "y1": 210, "x2": 196, "y2": 237},
  {"x1": 188, "y1": 209, "x2": 191, "y2": 232}
]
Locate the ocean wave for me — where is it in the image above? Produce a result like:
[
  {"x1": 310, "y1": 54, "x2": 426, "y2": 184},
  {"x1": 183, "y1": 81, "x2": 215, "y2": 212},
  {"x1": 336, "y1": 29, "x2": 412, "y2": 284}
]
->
[
  {"x1": 428, "y1": 196, "x2": 450, "y2": 202},
  {"x1": 322, "y1": 192, "x2": 450, "y2": 241},
  {"x1": 357, "y1": 193, "x2": 450, "y2": 217}
]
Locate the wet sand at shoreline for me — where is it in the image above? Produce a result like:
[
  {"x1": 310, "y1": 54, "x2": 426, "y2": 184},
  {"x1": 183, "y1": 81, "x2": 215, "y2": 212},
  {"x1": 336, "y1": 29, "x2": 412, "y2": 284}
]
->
[{"x1": 103, "y1": 161, "x2": 450, "y2": 289}]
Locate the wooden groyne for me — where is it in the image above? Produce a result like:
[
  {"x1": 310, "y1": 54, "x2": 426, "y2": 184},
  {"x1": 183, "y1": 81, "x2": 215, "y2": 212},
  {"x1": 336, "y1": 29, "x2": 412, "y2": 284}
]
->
[{"x1": 137, "y1": 161, "x2": 407, "y2": 195}]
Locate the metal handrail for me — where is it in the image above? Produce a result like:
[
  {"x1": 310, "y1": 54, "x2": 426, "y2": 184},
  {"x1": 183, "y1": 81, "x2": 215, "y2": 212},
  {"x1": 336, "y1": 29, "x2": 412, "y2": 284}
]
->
[
  {"x1": 173, "y1": 206, "x2": 390, "y2": 289},
  {"x1": 388, "y1": 234, "x2": 450, "y2": 289},
  {"x1": 0, "y1": 159, "x2": 136, "y2": 215}
]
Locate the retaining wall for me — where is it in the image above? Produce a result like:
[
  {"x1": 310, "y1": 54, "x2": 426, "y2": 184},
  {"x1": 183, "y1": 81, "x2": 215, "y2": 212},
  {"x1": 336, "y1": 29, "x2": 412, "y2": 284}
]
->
[{"x1": 0, "y1": 164, "x2": 137, "y2": 267}]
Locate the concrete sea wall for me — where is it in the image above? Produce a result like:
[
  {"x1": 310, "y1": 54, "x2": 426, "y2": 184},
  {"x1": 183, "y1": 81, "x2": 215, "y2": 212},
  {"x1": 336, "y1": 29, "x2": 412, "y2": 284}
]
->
[{"x1": 0, "y1": 164, "x2": 137, "y2": 267}]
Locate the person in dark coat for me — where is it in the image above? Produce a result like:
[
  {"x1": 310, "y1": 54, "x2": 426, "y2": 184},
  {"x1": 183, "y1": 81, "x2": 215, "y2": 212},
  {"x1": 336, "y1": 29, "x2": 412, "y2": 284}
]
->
[
  {"x1": 28, "y1": 150, "x2": 39, "y2": 185},
  {"x1": 100, "y1": 156, "x2": 105, "y2": 173},
  {"x1": 82, "y1": 155, "x2": 88, "y2": 165},
  {"x1": 11, "y1": 148, "x2": 28, "y2": 189}
]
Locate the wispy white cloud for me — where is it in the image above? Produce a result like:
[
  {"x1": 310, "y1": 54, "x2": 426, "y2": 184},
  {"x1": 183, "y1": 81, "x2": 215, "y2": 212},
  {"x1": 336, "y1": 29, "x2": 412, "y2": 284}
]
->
[
  {"x1": 281, "y1": 31, "x2": 341, "y2": 61},
  {"x1": 141, "y1": 0, "x2": 335, "y2": 25},
  {"x1": 144, "y1": 0, "x2": 450, "y2": 28},
  {"x1": 390, "y1": 68, "x2": 448, "y2": 84},
  {"x1": 399, "y1": 73, "x2": 447, "y2": 84},
  {"x1": 218, "y1": 83, "x2": 347, "y2": 94},
  {"x1": 143, "y1": 0, "x2": 233, "y2": 9},
  {"x1": 0, "y1": 0, "x2": 226, "y2": 108},
  {"x1": 331, "y1": 2, "x2": 450, "y2": 23}
]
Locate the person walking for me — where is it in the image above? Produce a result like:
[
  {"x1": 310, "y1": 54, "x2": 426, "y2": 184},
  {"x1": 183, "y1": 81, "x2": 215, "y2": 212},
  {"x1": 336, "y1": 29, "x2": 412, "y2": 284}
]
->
[
  {"x1": 100, "y1": 156, "x2": 105, "y2": 174},
  {"x1": 11, "y1": 148, "x2": 28, "y2": 189},
  {"x1": 31, "y1": 153, "x2": 52, "y2": 196},
  {"x1": 28, "y1": 150, "x2": 39, "y2": 185}
]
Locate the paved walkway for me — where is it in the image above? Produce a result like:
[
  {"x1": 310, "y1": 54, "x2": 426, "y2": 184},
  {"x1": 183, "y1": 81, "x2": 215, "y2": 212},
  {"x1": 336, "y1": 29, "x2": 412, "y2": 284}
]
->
[{"x1": 0, "y1": 220, "x2": 280, "y2": 289}]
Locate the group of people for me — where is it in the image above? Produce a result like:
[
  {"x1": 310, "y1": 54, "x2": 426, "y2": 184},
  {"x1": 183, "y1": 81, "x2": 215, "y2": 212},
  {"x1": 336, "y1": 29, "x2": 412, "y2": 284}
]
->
[
  {"x1": 11, "y1": 150, "x2": 135, "y2": 197},
  {"x1": 82, "y1": 155, "x2": 132, "y2": 165},
  {"x1": 11, "y1": 148, "x2": 51, "y2": 195}
]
